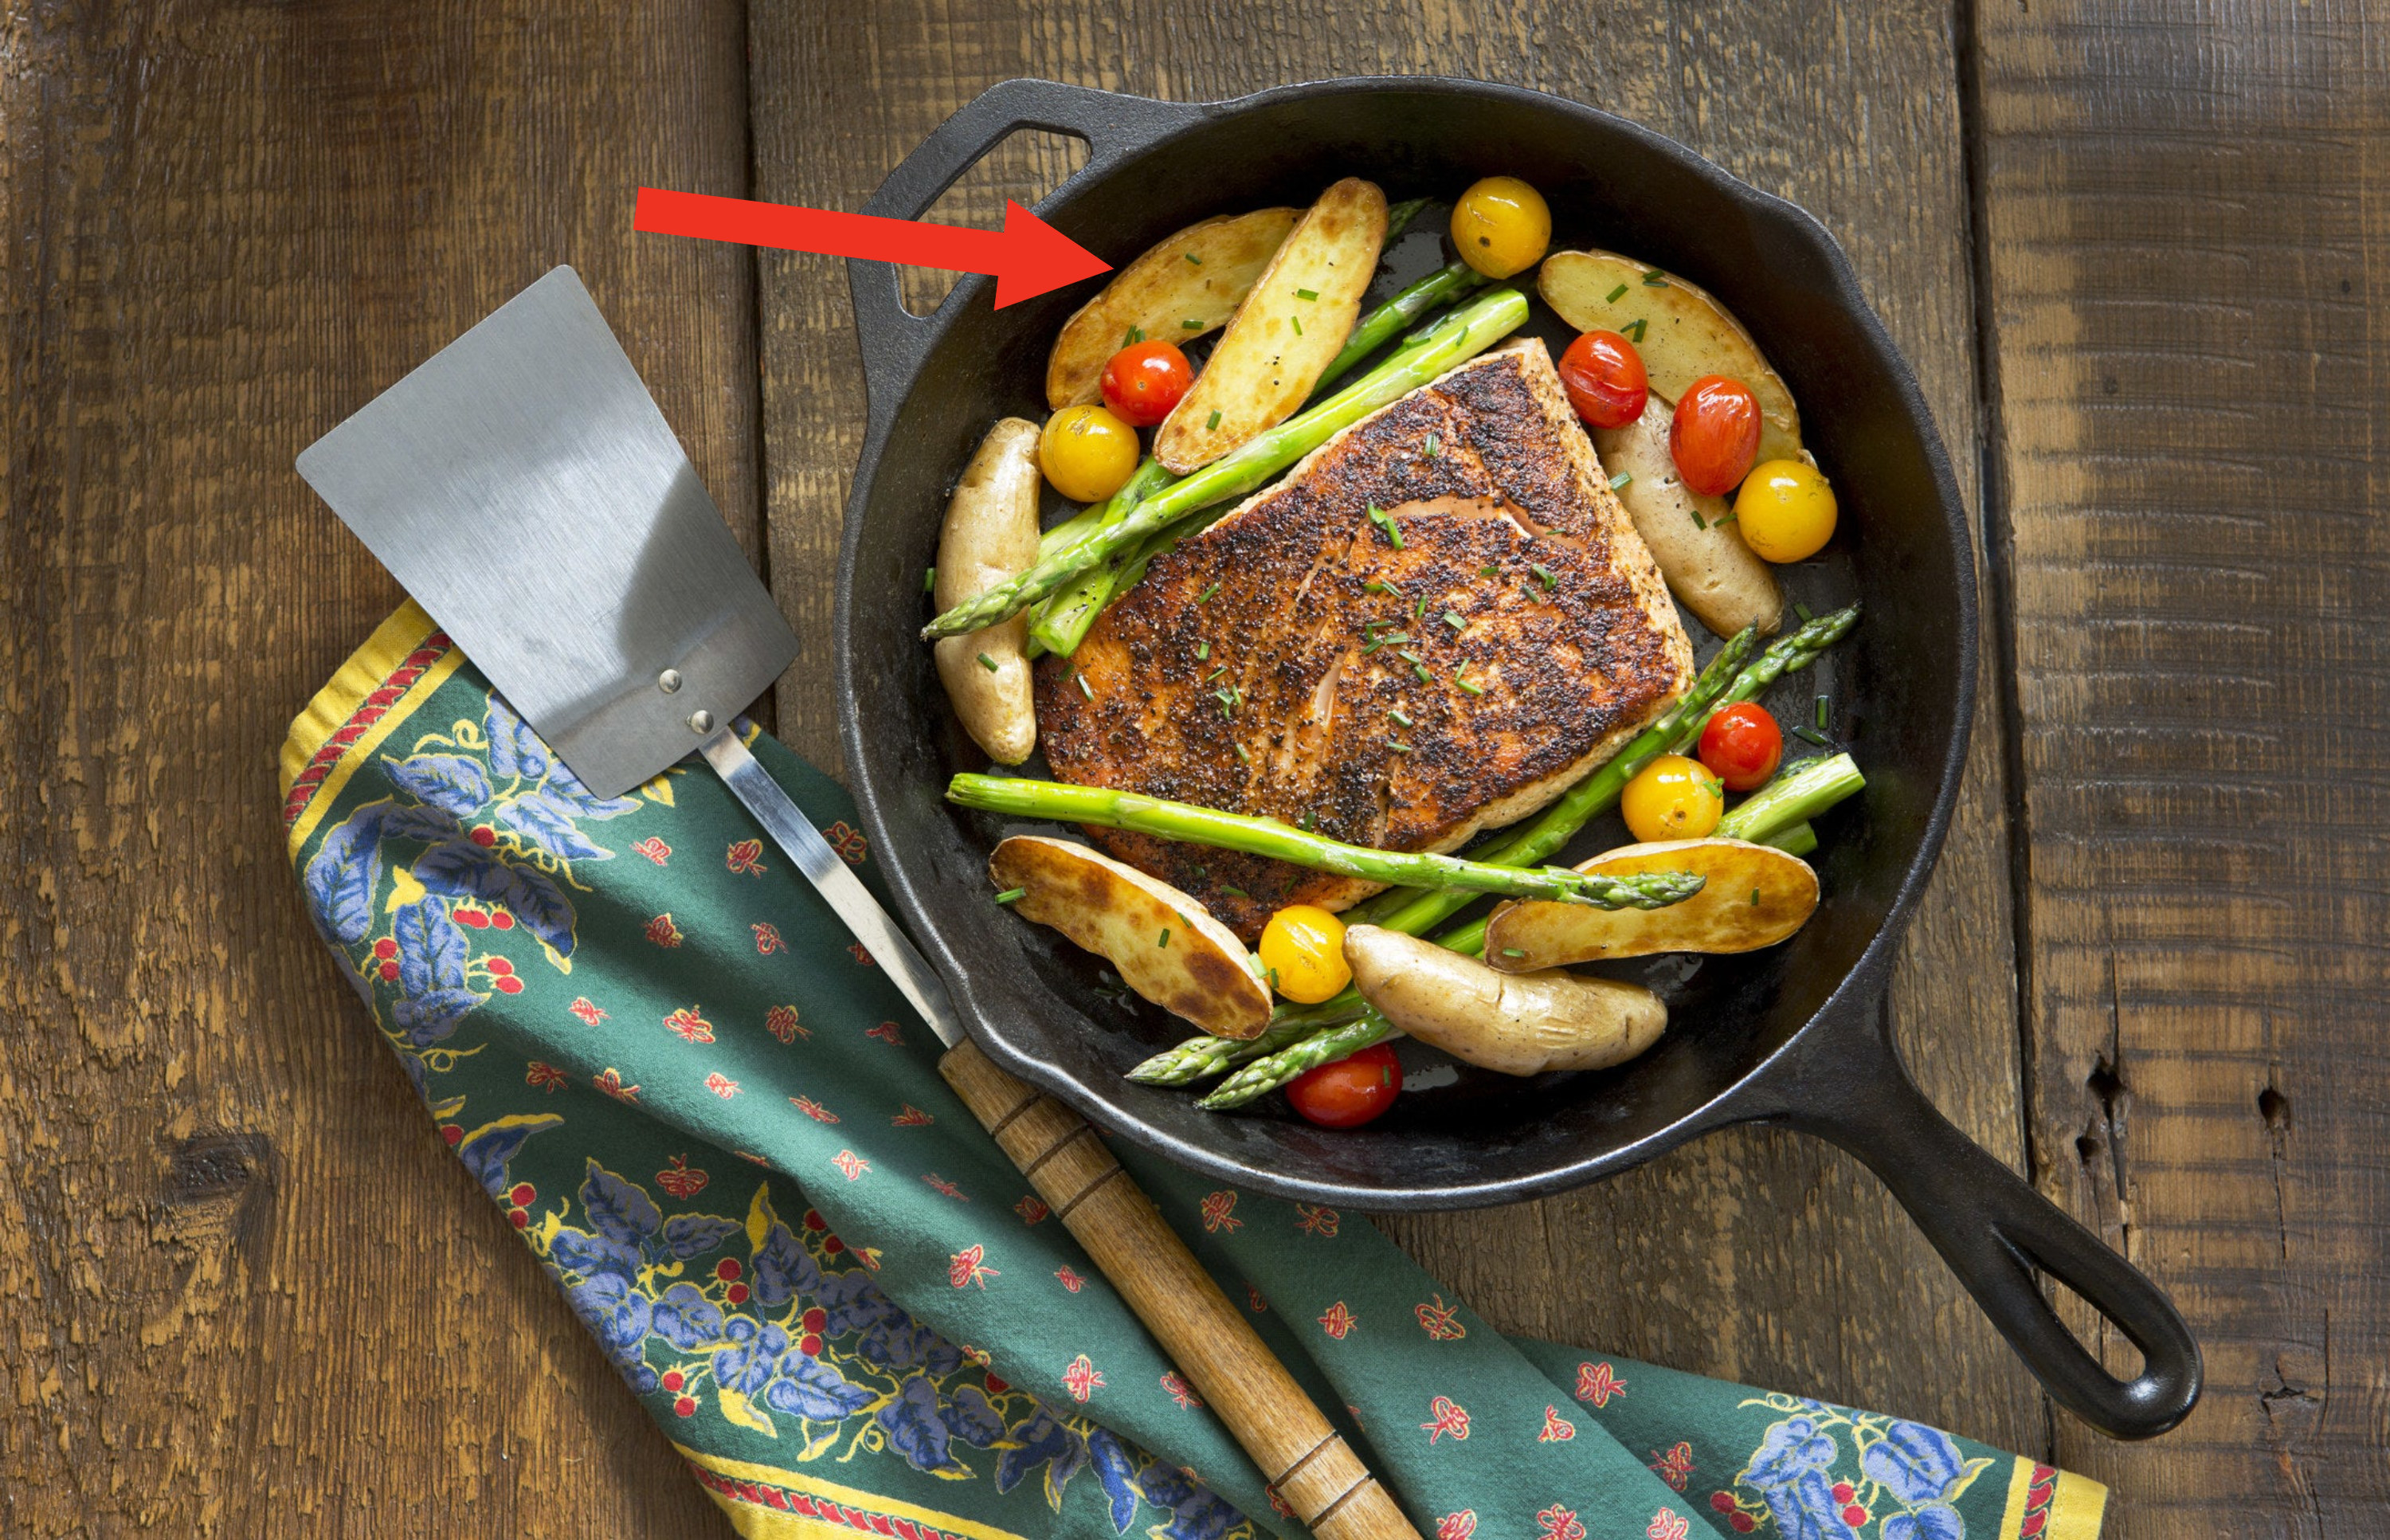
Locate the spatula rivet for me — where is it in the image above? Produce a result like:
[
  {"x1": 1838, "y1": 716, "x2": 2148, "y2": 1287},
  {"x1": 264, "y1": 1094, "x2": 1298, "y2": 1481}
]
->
[
  {"x1": 688, "y1": 708, "x2": 715, "y2": 734},
  {"x1": 657, "y1": 668, "x2": 683, "y2": 694}
]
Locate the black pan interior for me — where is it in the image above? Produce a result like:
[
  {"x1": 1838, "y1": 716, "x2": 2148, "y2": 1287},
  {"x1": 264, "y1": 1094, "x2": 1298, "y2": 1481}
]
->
[{"x1": 837, "y1": 80, "x2": 1971, "y2": 1208}]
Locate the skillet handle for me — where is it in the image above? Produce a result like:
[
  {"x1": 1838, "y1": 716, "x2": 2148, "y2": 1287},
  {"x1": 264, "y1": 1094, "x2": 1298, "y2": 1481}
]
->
[
  {"x1": 849, "y1": 78, "x2": 1205, "y2": 413},
  {"x1": 1770, "y1": 1009, "x2": 2201, "y2": 1439}
]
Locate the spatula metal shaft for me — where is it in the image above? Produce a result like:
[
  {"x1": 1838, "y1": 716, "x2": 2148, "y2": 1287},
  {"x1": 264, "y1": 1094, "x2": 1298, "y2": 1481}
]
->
[{"x1": 699, "y1": 729, "x2": 965, "y2": 1048}]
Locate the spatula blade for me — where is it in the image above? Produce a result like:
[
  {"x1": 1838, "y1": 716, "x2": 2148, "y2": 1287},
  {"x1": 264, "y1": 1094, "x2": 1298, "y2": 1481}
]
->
[{"x1": 297, "y1": 266, "x2": 795, "y2": 797}]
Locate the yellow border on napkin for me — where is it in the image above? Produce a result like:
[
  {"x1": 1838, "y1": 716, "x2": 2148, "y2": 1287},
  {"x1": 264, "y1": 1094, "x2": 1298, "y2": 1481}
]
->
[
  {"x1": 675, "y1": 1443, "x2": 1029, "y2": 1540},
  {"x1": 280, "y1": 602, "x2": 460, "y2": 856},
  {"x1": 1997, "y1": 1453, "x2": 2107, "y2": 1538}
]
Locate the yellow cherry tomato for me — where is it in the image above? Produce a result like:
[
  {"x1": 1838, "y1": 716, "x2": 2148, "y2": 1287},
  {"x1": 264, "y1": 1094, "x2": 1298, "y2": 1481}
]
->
[
  {"x1": 1451, "y1": 175, "x2": 1551, "y2": 280},
  {"x1": 1258, "y1": 903, "x2": 1352, "y2": 1004},
  {"x1": 1039, "y1": 405, "x2": 1139, "y2": 504},
  {"x1": 1620, "y1": 754, "x2": 1724, "y2": 844},
  {"x1": 1733, "y1": 459, "x2": 1839, "y2": 562}
]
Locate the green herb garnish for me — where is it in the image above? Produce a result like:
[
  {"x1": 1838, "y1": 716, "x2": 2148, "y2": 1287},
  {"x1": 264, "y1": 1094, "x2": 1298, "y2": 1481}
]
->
[
  {"x1": 1183, "y1": 318, "x2": 1204, "y2": 329},
  {"x1": 1185, "y1": 252, "x2": 1202, "y2": 265},
  {"x1": 1197, "y1": 641, "x2": 1211, "y2": 660},
  {"x1": 1501, "y1": 947, "x2": 1526, "y2": 958},
  {"x1": 923, "y1": 566, "x2": 936, "y2": 593},
  {"x1": 1158, "y1": 928, "x2": 1171, "y2": 947},
  {"x1": 1622, "y1": 318, "x2": 1648, "y2": 343},
  {"x1": 1609, "y1": 472, "x2": 1632, "y2": 491},
  {"x1": 1124, "y1": 324, "x2": 1144, "y2": 346},
  {"x1": 1795, "y1": 724, "x2": 1832, "y2": 747},
  {"x1": 978, "y1": 652, "x2": 999, "y2": 672},
  {"x1": 1220, "y1": 884, "x2": 1250, "y2": 899},
  {"x1": 1604, "y1": 283, "x2": 1628, "y2": 303},
  {"x1": 1424, "y1": 433, "x2": 1440, "y2": 458},
  {"x1": 1290, "y1": 315, "x2": 1303, "y2": 335},
  {"x1": 1443, "y1": 610, "x2": 1467, "y2": 631},
  {"x1": 1077, "y1": 674, "x2": 1094, "y2": 700},
  {"x1": 1816, "y1": 695, "x2": 1829, "y2": 730},
  {"x1": 1479, "y1": 564, "x2": 1498, "y2": 578},
  {"x1": 1368, "y1": 504, "x2": 1404, "y2": 549},
  {"x1": 1389, "y1": 707, "x2": 1413, "y2": 727},
  {"x1": 1643, "y1": 272, "x2": 1670, "y2": 287},
  {"x1": 993, "y1": 887, "x2": 1027, "y2": 904},
  {"x1": 1206, "y1": 409, "x2": 1222, "y2": 430},
  {"x1": 1234, "y1": 742, "x2": 1251, "y2": 763},
  {"x1": 1388, "y1": 739, "x2": 1413, "y2": 754},
  {"x1": 1532, "y1": 563, "x2": 1557, "y2": 592},
  {"x1": 1456, "y1": 671, "x2": 1485, "y2": 696},
  {"x1": 1795, "y1": 601, "x2": 1815, "y2": 623},
  {"x1": 1295, "y1": 287, "x2": 1319, "y2": 301},
  {"x1": 1691, "y1": 508, "x2": 1708, "y2": 530},
  {"x1": 1197, "y1": 582, "x2": 1220, "y2": 604}
]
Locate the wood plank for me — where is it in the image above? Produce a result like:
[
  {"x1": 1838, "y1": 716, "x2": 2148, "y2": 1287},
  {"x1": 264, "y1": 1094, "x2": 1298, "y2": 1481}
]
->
[
  {"x1": 0, "y1": 2, "x2": 754, "y2": 1532},
  {"x1": 1973, "y1": 1, "x2": 2390, "y2": 1530},
  {"x1": 750, "y1": 0, "x2": 2048, "y2": 1461}
]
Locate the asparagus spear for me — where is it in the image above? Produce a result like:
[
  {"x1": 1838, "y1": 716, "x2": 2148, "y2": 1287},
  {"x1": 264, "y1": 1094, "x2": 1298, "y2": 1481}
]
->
[
  {"x1": 1126, "y1": 998, "x2": 1365, "y2": 1087},
  {"x1": 922, "y1": 288, "x2": 1533, "y2": 639},
  {"x1": 1716, "y1": 754, "x2": 1863, "y2": 843},
  {"x1": 1311, "y1": 261, "x2": 1494, "y2": 396},
  {"x1": 947, "y1": 774, "x2": 1703, "y2": 907},
  {"x1": 1382, "y1": 196, "x2": 1431, "y2": 243},
  {"x1": 1028, "y1": 459, "x2": 1177, "y2": 655},
  {"x1": 1201, "y1": 1012, "x2": 1395, "y2": 1109}
]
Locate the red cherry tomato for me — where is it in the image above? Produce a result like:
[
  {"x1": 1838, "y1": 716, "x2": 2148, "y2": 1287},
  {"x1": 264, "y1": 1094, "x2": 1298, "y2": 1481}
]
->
[
  {"x1": 1285, "y1": 1042, "x2": 1402, "y2": 1128},
  {"x1": 1099, "y1": 341, "x2": 1193, "y2": 427},
  {"x1": 1557, "y1": 330, "x2": 1649, "y2": 429},
  {"x1": 1670, "y1": 375, "x2": 1762, "y2": 496},
  {"x1": 1697, "y1": 701, "x2": 1784, "y2": 792}
]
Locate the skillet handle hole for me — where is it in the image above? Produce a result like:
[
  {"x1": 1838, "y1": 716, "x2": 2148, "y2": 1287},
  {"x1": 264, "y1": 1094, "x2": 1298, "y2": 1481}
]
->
[{"x1": 899, "y1": 129, "x2": 1091, "y2": 318}]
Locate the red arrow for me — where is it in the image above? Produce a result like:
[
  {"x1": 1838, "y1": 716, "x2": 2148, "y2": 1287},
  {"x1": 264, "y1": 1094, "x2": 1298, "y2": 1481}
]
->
[{"x1": 634, "y1": 188, "x2": 1111, "y2": 308}]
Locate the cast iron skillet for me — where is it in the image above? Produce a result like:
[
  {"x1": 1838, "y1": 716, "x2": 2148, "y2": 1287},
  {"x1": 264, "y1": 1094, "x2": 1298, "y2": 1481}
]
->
[{"x1": 833, "y1": 76, "x2": 2200, "y2": 1439}]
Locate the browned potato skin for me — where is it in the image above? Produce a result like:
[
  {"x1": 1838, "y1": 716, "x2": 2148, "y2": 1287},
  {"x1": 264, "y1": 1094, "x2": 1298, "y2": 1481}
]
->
[
  {"x1": 932, "y1": 418, "x2": 1043, "y2": 763},
  {"x1": 1595, "y1": 395, "x2": 1783, "y2": 638},
  {"x1": 1343, "y1": 926, "x2": 1666, "y2": 1076},
  {"x1": 1483, "y1": 837, "x2": 1819, "y2": 971},
  {"x1": 1154, "y1": 178, "x2": 1387, "y2": 473},
  {"x1": 1537, "y1": 248, "x2": 1802, "y2": 467},
  {"x1": 990, "y1": 837, "x2": 1272, "y2": 1039},
  {"x1": 1044, "y1": 208, "x2": 1299, "y2": 409}
]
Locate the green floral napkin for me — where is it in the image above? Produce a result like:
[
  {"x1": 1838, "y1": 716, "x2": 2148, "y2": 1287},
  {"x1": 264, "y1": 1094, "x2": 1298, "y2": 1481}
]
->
[{"x1": 281, "y1": 604, "x2": 2106, "y2": 1540}]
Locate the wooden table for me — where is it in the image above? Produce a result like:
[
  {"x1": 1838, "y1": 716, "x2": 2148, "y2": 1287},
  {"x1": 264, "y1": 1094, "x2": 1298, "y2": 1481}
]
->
[{"x1": 6, "y1": 2, "x2": 2382, "y2": 1533}]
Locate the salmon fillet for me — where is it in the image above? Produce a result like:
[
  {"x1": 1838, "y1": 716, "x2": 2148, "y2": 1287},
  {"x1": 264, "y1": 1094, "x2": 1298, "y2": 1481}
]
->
[{"x1": 1034, "y1": 338, "x2": 1694, "y2": 938}]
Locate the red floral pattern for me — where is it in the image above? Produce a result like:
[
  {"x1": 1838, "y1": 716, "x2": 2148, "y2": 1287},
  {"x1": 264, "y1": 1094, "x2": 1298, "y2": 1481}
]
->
[
  {"x1": 1160, "y1": 1372, "x2": 1202, "y2": 1409},
  {"x1": 1294, "y1": 1203, "x2": 1339, "y2": 1237},
  {"x1": 891, "y1": 1104, "x2": 934, "y2": 1126},
  {"x1": 1055, "y1": 1266, "x2": 1086, "y2": 1293},
  {"x1": 645, "y1": 913, "x2": 684, "y2": 948},
  {"x1": 593, "y1": 1067, "x2": 640, "y2": 1103},
  {"x1": 1197, "y1": 1189, "x2": 1241, "y2": 1233},
  {"x1": 921, "y1": 1174, "x2": 966, "y2": 1201},
  {"x1": 865, "y1": 1021, "x2": 904, "y2": 1045},
  {"x1": 1575, "y1": 1360, "x2": 1627, "y2": 1408},
  {"x1": 1061, "y1": 1354, "x2": 1103, "y2": 1403},
  {"x1": 1537, "y1": 1506, "x2": 1586, "y2": 1540},
  {"x1": 789, "y1": 1095, "x2": 839, "y2": 1123},
  {"x1": 1649, "y1": 1440, "x2": 1695, "y2": 1491},
  {"x1": 1014, "y1": 1195, "x2": 1049, "y2": 1225},
  {"x1": 703, "y1": 1072, "x2": 740, "y2": 1099},
  {"x1": 664, "y1": 1006, "x2": 715, "y2": 1044},
  {"x1": 831, "y1": 1149, "x2": 868, "y2": 1180},
  {"x1": 825, "y1": 820, "x2": 870, "y2": 865},
  {"x1": 525, "y1": 1060, "x2": 569, "y2": 1091},
  {"x1": 1421, "y1": 1396, "x2": 1471, "y2": 1444},
  {"x1": 655, "y1": 1155, "x2": 708, "y2": 1199},
  {"x1": 848, "y1": 942, "x2": 874, "y2": 967},
  {"x1": 1317, "y1": 1302, "x2": 1357, "y2": 1340},
  {"x1": 762, "y1": 1004, "x2": 806, "y2": 1043},
  {"x1": 567, "y1": 997, "x2": 608, "y2": 1025},
  {"x1": 1415, "y1": 1294, "x2": 1467, "y2": 1340},
  {"x1": 752, "y1": 922, "x2": 783, "y2": 955},
  {"x1": 632, "y1": 836, "x2": 670, "y2": 864},
  {"x1": 725, "y1": 838, "x2": 766, "y2": 876},
  {"x1": 1436, "y1": 1513, "x2": 1479, "y2": 1540},
  {"x1": 948, "y1": 1244, "x2": 998, "y2": 1289},
  {"x1": 1645, "y1": 1510, "x2": 1688, "y2": 1540},
  {"x1": 1538, "y1": 1405, "x2": 1577, "y2": 1442}
]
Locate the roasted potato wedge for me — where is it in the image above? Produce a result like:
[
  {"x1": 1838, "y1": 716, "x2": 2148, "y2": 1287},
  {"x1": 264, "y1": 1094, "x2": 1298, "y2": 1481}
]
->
[
  {"x1": 1045, "y1": 208, "x2": 1299, "y2": 409},
  {"x1": 990, "y1": 836, "x2": 1272, "y2": 1038},
  {"x1": 1344, "y1": 925, "x2": 1667, "y2": 1076},
  {"x1": 1155, "y1": 178, "x2": 1387, "y2": 473},
  {"x1": 1596, "y1": 395, "x2": 1783, "y2": 637},
  {"x1": 1538, "y1": 249, "x2": 1802, "y2": 468},
  {"x1": 932, "y1": 418, "x2": 1043, "y2": 763},
  {"x1": 1483, "y1": 837, "x2": 1818, "y2": 970}
]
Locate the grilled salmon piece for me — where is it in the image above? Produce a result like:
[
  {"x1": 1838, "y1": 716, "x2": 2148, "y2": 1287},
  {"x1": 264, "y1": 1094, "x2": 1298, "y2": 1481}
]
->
[{"x1": 1035, "y1": 339, "x2": 1693, "y2": 938}]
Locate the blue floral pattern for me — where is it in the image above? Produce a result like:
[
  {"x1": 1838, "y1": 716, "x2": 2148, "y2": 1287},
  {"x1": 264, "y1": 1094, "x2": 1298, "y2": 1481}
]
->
[{"x1": 1719, "y1": 1397, "x2": 1994, "y2": 1538}]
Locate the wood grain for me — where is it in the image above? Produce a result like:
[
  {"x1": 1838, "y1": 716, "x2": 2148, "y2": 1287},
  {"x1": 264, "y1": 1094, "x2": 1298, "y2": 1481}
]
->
[
  {"x1": 939, "y1": 1041, "x2": 1420, "y2": 1540},
  {"x1": 748, "y1": 0, "x2": 2048, "y2": 1464},
  {"x1": 1973, "y1": 0, "x2": 2390, "y2": 1530},
  {"x1": 0, "y1": 2, "x2": 754, "y2": 1534}
]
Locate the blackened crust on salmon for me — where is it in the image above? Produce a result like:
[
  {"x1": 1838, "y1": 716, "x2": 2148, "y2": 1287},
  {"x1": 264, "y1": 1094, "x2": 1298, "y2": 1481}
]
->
[{"x1": 1035, "y1": 339, "x2": 1692, "y2": 938}]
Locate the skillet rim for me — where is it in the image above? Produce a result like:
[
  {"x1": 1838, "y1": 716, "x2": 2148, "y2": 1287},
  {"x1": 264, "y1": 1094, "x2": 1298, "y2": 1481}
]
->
[{"x1": 833, "y1": 74, "x2": 1979, "y2": 1209}]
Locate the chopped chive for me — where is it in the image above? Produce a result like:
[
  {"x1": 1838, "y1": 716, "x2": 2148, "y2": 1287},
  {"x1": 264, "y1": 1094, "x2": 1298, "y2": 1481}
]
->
[
  {"x1": 1364, "y1": 580, "x2": 1392, "y2": 595},
  {"x1": 1443, "y1": 610, "x2": 1467, "y2": 631},
  {"x1": 1183, "y1": 318, "x2": 1204, "y2": 329},
  {"x1": 1158, "y1": 928, "x2": 1170, "y2": 947},
  {"x1": 1604, "y1": 283, "x2": 1629, "y2": 303},
  {"x1": 1424, "y1": 433, "x2": 1441, "y2": 459},
  {"x1": 1077, "y1": 674, "x2": 1094, "y2": 700},
  {"x1": 1609, "y1": 472, "x2": 1633, "y2": 491},
  {"x1": 1362, "y1": 630, "x2": 1411, "y2": 656},
  {"x1": 1794, "y1": 724, "x2": 1832, "y2": 747},
  {"x1": 1295, "y1": 287, "x2": 1319, "y2": 301},
  {"x1": 1265, "y1": 966, "x2": 1279, "y2": 991},
  {"x1": 1299, "y1": 810, "x2": 1315, "y2": 831},
  {"x1": 1532, "y1": 563, "x2": 1557, "y2": 592},
  {"x1": 978, "y1": 652, "x2": 999, "y2": 672},
  {"x1": 1412, "y1": 661, "x2": 1432, "y2": 684},
  {"x1": 1750, "y1": 888, "x2": 1761, "y2": 907},
  {"x1": 1412, "y1": 594, "x2": 1430, "y2": 624},
  {"x1": 1795, "y1": 601, "x2": 1816, "y2": 623},
  {"x1": 1389, "y1": 707, "x2": 1413, "y2": 727},
  {"x1": 1816, "y1": 694, "x2": 1830, "y2": 730},
  {"x1": 1691, "y1": 508, "x2": 1708, "y2": 531},
  {"x1": 1290, "y1": 315, "x2": 1303, "y2": 335},
  {"x1": 1456, "y1": 670, "x2": 1485, "y2": 696},
  {"x1": 1197, "y1": 582, "x2": 1220, "y2": 604},
  {"x1": 1220, "y1": 884, "x2": 1250, "y2": 899},
  {"x1": 1368, "y1": 504, "x2": 1404, "y2": 550},
  {"x1": 1501, "y1": 947, "x2": 1526, "y2": 958},
  {"x1": 1713, "y1": 512, "x2": 1738, "y2": 526},
  {"x1": 1622, "y1": 318, "x2": 1648, "y2": 343},
  {"x1": 1234, "y1": 742, "x2": 1252, "y2": 763},
  {"x1": 1197, "y1": 641, "x2": 1211, "y2": 660},
  {"x1": 1479, "y1": 564, "x2": 1498, "y2": 577},
  {"x1": 1397, "y1": 649, "x2": 1424, "y2": 665},
  {"x1": 1388, "y1": 740, "x2": 1413, "y2": 754},
  {"x1": 1642, "y1": 272, "x2": 1670, "y2": 287},
  {"x1": 1185, "y1": 252, "x2": 1202, "y2": 265},
  {"x1": 1206, "y1": 409, "x2": 1222, "y2": 430},
  {"x1": 1124, "y1": 324, "x2": 1144, "y2": 346},
  {"x1": 1191, "y1": 865, "x2": 1208, "y2": 880},
  {"x1": 1207, "y1": 664, "x2": 1227, "y2": 681},
  {"x1": 993, "y1": 887, "x2": 1027, "y2": 905},
  {"x1": 923, "y1": 566, "x2": 937, "y2": 593}
]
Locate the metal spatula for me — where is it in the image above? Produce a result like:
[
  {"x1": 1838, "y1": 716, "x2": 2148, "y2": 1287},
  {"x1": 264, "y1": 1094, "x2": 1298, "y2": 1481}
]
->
[{"x1": 299, "y1": 267, "x2": 1419, "y2": 1540}]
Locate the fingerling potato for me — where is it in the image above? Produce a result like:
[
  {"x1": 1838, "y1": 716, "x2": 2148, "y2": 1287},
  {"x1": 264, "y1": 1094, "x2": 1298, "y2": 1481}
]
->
[
  {"x1": 1597, "y1": 395, "x2": 1783, "y2": 637},
  {"x1": 1155, "y1": 178, "x2": 1387, "y2": 473},
  {"x1": 1344, "y1": 925, "x2": 1667, "y2": 1076},
  {"x1": 932, "y1": 418, "x2": 1042, "y2": 763},
  {"x1": 991, "y1": 837, "x2": 1272, "y2": 1039},
  {"x1": 1483, "y1": 837, "x2": 1818, "y2": 970},
  {"x1": 1046, "y1": 208, "x2": 1299, "y2": 409},
  {"x1": 1538, "y1": 248, "x2": 1802, "y2": 467}
]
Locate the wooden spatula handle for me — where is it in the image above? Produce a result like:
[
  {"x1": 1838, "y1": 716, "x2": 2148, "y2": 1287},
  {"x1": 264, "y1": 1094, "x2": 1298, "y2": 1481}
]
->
[{"x1": 940, "y1": 1040, "x2": 1421, "y2": 1540}]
